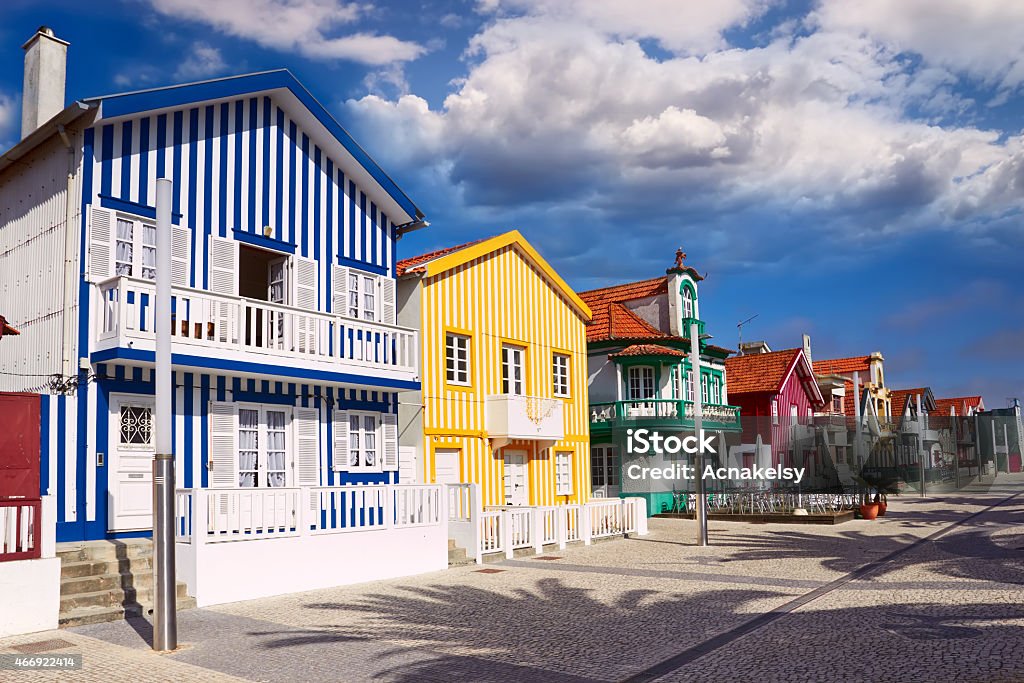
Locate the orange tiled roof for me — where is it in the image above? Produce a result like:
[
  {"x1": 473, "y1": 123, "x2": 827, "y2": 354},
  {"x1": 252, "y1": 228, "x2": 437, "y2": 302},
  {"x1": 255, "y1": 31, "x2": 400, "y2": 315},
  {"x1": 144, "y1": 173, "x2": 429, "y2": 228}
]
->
[
  {"x1": 609, "y1": 344, "x2": 688, "y2": 359},
  {"x1": 932, "y1": 396, "x2": 984, "y2": 416},
  {"x1": 812, "y1": 356, "x2": 871, "y2": 376},
  {"x1": 724, "y1": 349, "x2": 801, "y2": 395},
  {"x1": 579, "y1": 277, "x2": 669, "y2": 342},
  {"x1": 890, "y1": 388, "x2": 927, "y2": 417},
  {"x1": 396, "y1": 236, "x2": 490, "y2": 276}
]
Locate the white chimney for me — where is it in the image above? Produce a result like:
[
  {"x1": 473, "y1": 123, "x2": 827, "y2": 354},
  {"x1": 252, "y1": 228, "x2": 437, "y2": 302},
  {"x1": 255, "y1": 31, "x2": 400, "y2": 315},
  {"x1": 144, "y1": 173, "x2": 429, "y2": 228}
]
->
[
  {"x1": 21, "y1": 26, "x2": 69, "y2": 139},
  {"x1": 802, "y1": 333, "x2": 812, "y2": 366}
]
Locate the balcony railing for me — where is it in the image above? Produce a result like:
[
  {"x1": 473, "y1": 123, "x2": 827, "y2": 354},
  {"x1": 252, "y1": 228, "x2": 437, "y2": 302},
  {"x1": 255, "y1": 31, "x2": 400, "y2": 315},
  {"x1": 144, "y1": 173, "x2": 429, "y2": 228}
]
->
[
  {"x1": 589, "y1": 399, "x2": 741, "y2": 431},
  {"x1": 95, "y1": 276, "x2": 418, "y2": 379},
  {"x1": 681, "y1": 317, "x2": 705, "y2": 338},
  {"x1": 484, "y1": 394, "x2": 564, "y2": 442}
]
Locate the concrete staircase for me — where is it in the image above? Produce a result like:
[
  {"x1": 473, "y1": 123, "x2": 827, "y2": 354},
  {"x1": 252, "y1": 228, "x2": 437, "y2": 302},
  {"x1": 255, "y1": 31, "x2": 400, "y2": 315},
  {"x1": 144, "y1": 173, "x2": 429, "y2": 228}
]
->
[
  {"x1": 448, "y1": 538, "x2": 473, "y2": 566},
  {"x1": 57, "y1": 538, "x2": 196, "y2": 628}
]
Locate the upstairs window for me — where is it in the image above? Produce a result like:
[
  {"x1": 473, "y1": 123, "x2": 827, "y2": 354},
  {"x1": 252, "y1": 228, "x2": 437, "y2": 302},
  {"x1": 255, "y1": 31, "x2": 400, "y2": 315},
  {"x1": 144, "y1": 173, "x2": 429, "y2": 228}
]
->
[
  {"x1": 701, "y1": 374, "x2": 709, "y2": 404},
  {"x1": 772, "y1": 398, "x2": 779, "y2": 424},
  {"x1": 446, "y1": 332, "x2": 471, "y2": 386},
  {"x1": 115, "y1": 217, "x2": 157, "y2": 280},
  {"x1": 832, "y1": 395, "x2": 843, "y2": 413},
  {"x1": 627, "y1": 366, "x2": 656, "y2": 401},
  {"x1": 552, "y1": 353, "x2": 570, "y2": 397},
  {"x1": 501, "y1": 344, "x2": 525, "y2": 395},
  {"x1": 683, "y1": 287, "x2": 694, "y2": 319},
  {"x1": 349, "y1": 272, "x2": 378, "y2": 321}
]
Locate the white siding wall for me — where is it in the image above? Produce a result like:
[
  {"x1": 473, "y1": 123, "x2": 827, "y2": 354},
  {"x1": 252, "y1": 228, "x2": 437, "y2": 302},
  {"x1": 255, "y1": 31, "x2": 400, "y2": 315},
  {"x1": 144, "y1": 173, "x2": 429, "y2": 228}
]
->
[{"x1": 0, "y1": 133, "x2": 82, "y2": 391}]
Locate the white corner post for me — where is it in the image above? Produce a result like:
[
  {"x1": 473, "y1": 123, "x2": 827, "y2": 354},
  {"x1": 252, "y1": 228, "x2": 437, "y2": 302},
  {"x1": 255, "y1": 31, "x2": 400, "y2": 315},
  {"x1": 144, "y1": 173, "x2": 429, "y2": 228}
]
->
[
  {"x1": 689, "y1": 321, "x2": 708, "y2": 546},
  {"x1": 153, "y1": 178, "x2": 177, "y2": 651}
]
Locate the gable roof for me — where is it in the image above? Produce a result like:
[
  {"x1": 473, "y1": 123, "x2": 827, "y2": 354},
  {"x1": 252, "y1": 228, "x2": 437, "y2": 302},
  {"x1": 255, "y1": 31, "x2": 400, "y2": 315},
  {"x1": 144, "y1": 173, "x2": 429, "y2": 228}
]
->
[
  {"x1": 579, "y1": 277, "x2": 668, "y2": 343},
  {"x1": 609, "y1": 344, "x2": 688, "y2": 360},
  {"x1": 1, "y1": 70, "x2": 423, "y2": 224},
  {"x1": 812, "y1": 356, "x2": 872, "y2": 376},
  {"x1": 725, "y1": 348, "x2": 825, "y2": 405},
  {"x1": 397, "y1": 230, "x2": 591, "y2": 320},
  {"x1": 890, "y1": 388, "x2": 936, "y2": 417},
  {"x1": 932, "y1": 396, "x2": 985, "y2": 416}
]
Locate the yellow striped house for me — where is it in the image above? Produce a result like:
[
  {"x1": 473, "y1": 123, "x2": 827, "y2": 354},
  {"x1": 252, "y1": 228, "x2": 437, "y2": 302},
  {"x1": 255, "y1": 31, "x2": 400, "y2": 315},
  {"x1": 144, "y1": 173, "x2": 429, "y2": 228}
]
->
[{"x1": 396, "y1": 231, "x2": 593, "y2": 507}]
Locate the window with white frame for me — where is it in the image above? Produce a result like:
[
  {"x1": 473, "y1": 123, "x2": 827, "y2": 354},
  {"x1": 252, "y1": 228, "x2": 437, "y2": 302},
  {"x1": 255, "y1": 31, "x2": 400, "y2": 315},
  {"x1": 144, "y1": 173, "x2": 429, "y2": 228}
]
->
[
  {"x1": 685, "y1": 369, "x2": 694, "y2": 401},
  {"x1": 348, "y1": 271, "x2": 378, "y2": 321},
  {"x1": 237, "y1": 405, "x2": 290, "y2": 488},
  {"x1": 790, "y1": 404, "x2": 799, "y2": 426},
  {"x1": 683, "y1": 287, "x2": 694, "y2": 318},
  {"x1": 832, "y1": 395, "x2": 843, "y2": 413},
  {"x1": 446, "y1": 332, "x2": 471, "y2": 385},
  {"x1": 552, "y1": 353, "x2": 570, "y2": 397},
  {"x1": 701, "y1": 374, "x2": 709, "y2": 404},
  {"x1": 348, "y1": 412, "x2": 379, "y2": 470},
  {"x1": 555, "y1": 452, "x2": 573, "y2": 495},
  {"x1": 671, "y1": 365, "x2": 682, "y2": 399},
  {"x1": 712, "y1": 376, "x2": 721, "y2": 405},
  {"x1": 627, "y1": 366, "x2": 656, "y2": 400},
  {"x1": 771, "y1": 398, "x2": 779, "y2": 424},
  {"x1": 591, "y1": 446, "x2": 620, "y2": 488},
  {"x1": 501, "y1": 344, "x2": 525, "y2": 395},
  {"x1": 115, "y1": 217, "x2": 157, "y2": 280}
]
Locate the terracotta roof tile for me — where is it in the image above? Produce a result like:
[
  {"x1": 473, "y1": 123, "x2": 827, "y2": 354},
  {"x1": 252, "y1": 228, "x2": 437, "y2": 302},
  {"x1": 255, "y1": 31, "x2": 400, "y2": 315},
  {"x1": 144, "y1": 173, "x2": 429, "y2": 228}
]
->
[
  {"x1": 811, "y1": 356, "x2": 872, "y2": 376},
  {"x1": 724, "y1": 349, "x2": 801, "y2": 395},
  {"x1": 932, "y1": 396, "x2": 984, "y2": 416},
  {"x1": 890, "y1": 388, "x2": 927, "y2": 417},
  {"x1": 609, "y1": 344, "x2": 688, "y2": 359},
  {"x1": 579, "y1": 277, "x2": 669, "y2": 342},
  {"x1": 396, "y1": 236, "x2": 490, "y2": 276}
]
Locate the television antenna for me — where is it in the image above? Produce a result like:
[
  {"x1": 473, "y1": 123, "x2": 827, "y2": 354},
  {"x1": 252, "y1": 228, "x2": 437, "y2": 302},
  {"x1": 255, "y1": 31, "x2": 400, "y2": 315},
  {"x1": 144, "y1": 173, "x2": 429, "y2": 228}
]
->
[{"x1": 737, "y1": 314, "x2": 758, "y2": 354}]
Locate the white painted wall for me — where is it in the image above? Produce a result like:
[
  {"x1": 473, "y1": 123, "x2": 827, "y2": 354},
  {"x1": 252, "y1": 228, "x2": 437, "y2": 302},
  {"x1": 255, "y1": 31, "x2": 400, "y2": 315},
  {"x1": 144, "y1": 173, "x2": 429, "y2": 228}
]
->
[
  {"x1": 0, "y1": 557, "x2": 60, "y2": 637},
  {"x1": 0, "y1": 132, "x2": 82, "y2": 391},
  {"x1": 176, "y1": 524, "x2": 448, "y2": 607},
  {"x1": 587, "y1": 353, "x2": 618, "y2": 404}
]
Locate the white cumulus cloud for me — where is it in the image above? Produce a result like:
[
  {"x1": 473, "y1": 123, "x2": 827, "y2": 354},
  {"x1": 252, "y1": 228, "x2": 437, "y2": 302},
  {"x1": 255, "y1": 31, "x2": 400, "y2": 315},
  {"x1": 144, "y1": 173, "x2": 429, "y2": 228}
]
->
[
  {"x1": 148, "y1": 0, "x2": 426, "y2": 65},
  {"x1": 174, "y1": 42, "x2": 228, "y2": 80}
]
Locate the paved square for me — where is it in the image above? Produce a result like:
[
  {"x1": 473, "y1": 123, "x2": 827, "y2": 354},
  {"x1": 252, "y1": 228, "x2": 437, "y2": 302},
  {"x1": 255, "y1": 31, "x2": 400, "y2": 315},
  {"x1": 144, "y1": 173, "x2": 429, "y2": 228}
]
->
[{"x1": 2, "y1": 475, "x2": 1022, "y2": 682}]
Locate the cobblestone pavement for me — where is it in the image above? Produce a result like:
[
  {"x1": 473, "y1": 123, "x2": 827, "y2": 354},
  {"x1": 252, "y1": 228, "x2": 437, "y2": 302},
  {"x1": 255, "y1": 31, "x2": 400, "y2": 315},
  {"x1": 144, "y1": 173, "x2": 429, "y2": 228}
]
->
[{"x1": 2, "y1": 474, "x2": 1022, "y2": 683}]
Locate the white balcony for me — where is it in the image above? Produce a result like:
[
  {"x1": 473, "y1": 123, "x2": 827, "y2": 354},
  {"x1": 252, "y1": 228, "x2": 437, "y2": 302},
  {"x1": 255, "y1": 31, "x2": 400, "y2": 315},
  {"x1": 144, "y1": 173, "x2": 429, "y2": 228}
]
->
[
  {"x1": 484, "y1": 394, "x2": 564, "y2": 449},
  {"x1": 94, "y1": 276, "x2": 418, "y2": 384}
]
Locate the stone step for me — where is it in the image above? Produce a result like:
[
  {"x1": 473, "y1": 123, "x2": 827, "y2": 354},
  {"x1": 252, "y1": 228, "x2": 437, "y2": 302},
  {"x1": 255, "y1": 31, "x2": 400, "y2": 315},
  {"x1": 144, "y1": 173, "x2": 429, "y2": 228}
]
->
[
  {"x1": 60, "y1": 581, "x2": 190, "y2": 614},
  {"x1": 61, "y1": 556, "x2": 154, "y2": 580},
  {"x1": 57, "y1": 538, "x2": 154, "y2": 563},
  {"x1": 59, "y1": 595, "x2": 197, "y2": 629}
]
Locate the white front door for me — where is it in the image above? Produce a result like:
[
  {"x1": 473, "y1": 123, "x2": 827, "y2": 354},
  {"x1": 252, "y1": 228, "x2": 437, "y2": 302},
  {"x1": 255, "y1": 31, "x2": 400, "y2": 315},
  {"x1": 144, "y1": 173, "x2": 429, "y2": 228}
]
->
[
  {"x1": 591, "y1": 445, "x2": 620, "y2": 499},
  {"x1": 108, "y1": 396, "x2": 155, "y2": 532},
  {"x1": 435, "y1": 448, "x2": 460, "y2": 485},
  {"x1": 503, "y1": 451, "x2": 528, "y2": 505},
  {"x1": 399, "y1": 446, "x2": 420, "y2": 484}
]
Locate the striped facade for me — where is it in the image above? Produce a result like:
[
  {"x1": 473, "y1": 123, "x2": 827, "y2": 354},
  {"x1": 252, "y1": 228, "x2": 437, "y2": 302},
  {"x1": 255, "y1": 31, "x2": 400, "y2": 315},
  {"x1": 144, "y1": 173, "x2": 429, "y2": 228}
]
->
[
  {"x1": 1, "y1": 71, "x2": 424, "y2": 542},
  {"x1": 39, "y1": 367, "x2": 397, "y2": 539},
  {"x1": 397, "y1": 233, "x2": 592, "y2": 508}
]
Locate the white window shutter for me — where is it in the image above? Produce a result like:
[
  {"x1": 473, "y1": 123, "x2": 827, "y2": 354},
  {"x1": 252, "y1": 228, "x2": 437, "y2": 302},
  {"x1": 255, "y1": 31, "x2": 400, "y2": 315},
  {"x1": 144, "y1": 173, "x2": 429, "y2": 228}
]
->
[
  {"x1": 208, "y1": 401, "x2": 237, "y2": 488},
  {"x1": 332, "y1": 409, "x2": 349, "y2": 471},
  {"x1": 331, "y1": 265, "x2": 349, "y2": 315},
  {"x1": 294, "y1": 407, "x2": 320, "y2": 487},
  {"x1": 381, "y1": 277, "x2": 396, "y2": 324},
  {"x1": 293, "y1": 256, "x2": 318, "y2": 310},
  {"x1": 89, "y1": 206, "x2": 114, "y2": 281},
  {"x1": 171, "y1": 226, "x2": 191, "y2": 287},
  {"x1": 383, "y1": 413, "x2": 398, "y2": 471},
  {"x1": 208, "y1": 235, "x2": 237, "y2": 296}
]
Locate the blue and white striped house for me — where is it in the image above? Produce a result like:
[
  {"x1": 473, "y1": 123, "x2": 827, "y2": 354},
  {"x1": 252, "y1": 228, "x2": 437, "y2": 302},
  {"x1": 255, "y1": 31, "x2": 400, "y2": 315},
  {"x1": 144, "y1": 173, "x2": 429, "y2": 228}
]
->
[{"x1": 0, "y1": 30, "x2": 426, "y2": 545}]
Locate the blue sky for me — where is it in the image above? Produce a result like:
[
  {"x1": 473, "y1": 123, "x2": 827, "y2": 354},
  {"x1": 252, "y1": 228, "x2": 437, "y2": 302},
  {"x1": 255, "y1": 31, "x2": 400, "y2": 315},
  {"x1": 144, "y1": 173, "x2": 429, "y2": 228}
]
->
[{"x1": 1, "y1": 0, "x2": 1021, "y2": 406}]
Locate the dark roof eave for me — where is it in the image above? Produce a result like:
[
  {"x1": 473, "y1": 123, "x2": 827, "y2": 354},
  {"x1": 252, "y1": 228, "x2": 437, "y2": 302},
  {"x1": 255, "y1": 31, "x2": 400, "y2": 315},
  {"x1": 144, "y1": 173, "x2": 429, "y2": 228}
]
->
[{"x1": 0, "y1": 101, "x2": 95, "y2": 175}]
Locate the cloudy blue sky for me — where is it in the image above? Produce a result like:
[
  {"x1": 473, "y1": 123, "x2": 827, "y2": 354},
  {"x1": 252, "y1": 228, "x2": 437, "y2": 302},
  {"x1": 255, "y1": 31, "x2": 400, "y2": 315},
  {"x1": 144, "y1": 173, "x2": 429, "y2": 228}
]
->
[{"x1": 1, "y1": 0, "x2": 1021, "y2": 406}]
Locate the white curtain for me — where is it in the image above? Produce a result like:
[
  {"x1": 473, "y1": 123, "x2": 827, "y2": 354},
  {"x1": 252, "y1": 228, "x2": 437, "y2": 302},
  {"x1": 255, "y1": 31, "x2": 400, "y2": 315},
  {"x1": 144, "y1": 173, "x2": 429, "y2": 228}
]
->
[
  {"x1": 266, "y1": 411, "x2": 286, "y2": 487},
  {"x1": 116, "y1": 219, "x2": 134, "y2": 276},
  {"x1": 238, "y1": 409, "x2": 259, "y2": 487},
  {"x1": 141, "y1": 224, "x2": 157, "y2": 280}
]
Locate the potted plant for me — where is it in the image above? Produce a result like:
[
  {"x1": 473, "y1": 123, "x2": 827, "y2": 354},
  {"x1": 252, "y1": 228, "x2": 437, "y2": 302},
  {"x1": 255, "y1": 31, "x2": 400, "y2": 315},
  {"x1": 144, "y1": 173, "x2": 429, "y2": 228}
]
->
[
  {"x1": 874, "y1": 491, "x2": 887, "y2": 516},
  {"x1": 856, "y1": 482, "x2": 879, "y2": 520}
]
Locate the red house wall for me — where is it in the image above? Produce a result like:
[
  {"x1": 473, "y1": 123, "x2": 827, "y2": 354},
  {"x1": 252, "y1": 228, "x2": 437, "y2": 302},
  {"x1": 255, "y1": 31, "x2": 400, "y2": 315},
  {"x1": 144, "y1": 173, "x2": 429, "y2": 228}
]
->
[{"x1": 732, "y1": 363, "x2": 819, "y2": 469}]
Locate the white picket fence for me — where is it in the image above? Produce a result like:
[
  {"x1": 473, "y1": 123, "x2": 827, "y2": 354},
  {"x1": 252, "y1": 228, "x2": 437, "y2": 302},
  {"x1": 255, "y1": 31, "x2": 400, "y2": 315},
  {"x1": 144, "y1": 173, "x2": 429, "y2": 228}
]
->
[
  {"x1": 447, "y1": 484, "x2": 648, "y2": 563},
  {"x1": 175, "y1": 484, "x2": 442, "y2": 544}
]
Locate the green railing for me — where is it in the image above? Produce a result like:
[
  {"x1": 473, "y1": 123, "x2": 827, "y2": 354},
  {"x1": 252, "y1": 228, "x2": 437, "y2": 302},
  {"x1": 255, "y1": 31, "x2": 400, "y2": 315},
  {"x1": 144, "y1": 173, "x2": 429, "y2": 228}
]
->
[
  {"x1": 589, "y1": 399, "x2": 741, "y2": 431},
  {"x1": 681, "y1": 317, "x2": 705, "y2": 338}
]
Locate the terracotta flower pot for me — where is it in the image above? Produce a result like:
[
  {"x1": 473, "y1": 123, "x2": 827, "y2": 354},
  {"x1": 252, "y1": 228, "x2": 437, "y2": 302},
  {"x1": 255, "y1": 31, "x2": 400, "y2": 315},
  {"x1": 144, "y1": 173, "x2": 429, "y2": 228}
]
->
[
  {"x1": 876, "y1": 501, "x2": 887, "y2": 516},
  {"x1": 859, "y1": 503, "x2": 880, "y2": 520}
]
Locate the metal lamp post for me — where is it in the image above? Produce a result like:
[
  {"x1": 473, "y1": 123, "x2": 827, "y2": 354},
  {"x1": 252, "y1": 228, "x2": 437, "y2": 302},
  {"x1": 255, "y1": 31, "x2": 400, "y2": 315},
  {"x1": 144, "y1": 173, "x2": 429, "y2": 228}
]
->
[
  {"x1": 153, "y1": 178, "x2": 177, "y2": 651},
  {"x1": 689, "y1": 320, "x2": 708, "y2": 546}
]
